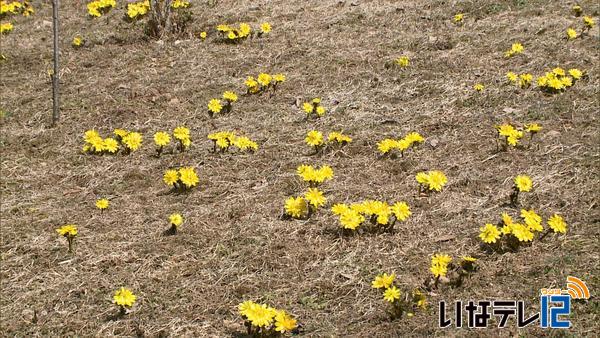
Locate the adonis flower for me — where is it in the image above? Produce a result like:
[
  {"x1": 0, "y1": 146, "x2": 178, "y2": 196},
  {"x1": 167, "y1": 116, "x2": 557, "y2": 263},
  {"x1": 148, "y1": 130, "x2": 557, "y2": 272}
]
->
[
  {"x1": 547, "y1": 214, "x2": 567, "y2": 234},
  {"x1": 304, "y1": 188, "x2": 326, "y2": 208},
  {"x1": 305, "y1": 130, "x2": 324, "y2": 147},
  {"x1": 391, "y1": 202, "x2": 411, "y2": 221},
  {"x1": 208, "y1": 99, "x2": 223, "y2": 115},
  {"x1": 113, "y1": 287, "x2": 136, "y2": 308},
  {"x1": 327, "y1": 132, "x2": 352, "y2": 144},
  {"x1": 395, "y1": 56, "x2": 410, "y2": 68},
  {"x1": 506, "y1": 71, "x2": 518, "y2": 83},
  {"x1": 504, "y1": 42, "x2": 524, "y2": 58},
  {"x1": 479, "y1": 223, "x2": 500, "y2": 244},
  {"x1": 383, "y1": 286, "x2": 401, "y2": 303},
  {"x1": 56, "y1": 224, "x2": 78, "y2": 252},
  {"x1": 284, "y1": 196, "x2": 308, "y2": 219},
  {"x1": 154, "y1": 131, "x2": 171, "y2": 147},
  {"x1": 514, "y1": 175, "x2": 532, "y2": 192},
  {"x1": 430, "y1": 254, "x2": 452, "y2": 278},
  {"x1": 222, "y1": 91, "x2": 238, "y2": 102},
  {"x1": 273, "y1": 73, "x2": 286, "y2": 83},
  {"x1": 103, "y1": 138, "x2": 119, "y2": 153},
  {"x1": 257, "y1": 73, "x2": 272, "y2": 87},
  {"x1": 96, "y1": 198, "x2": 109, "y2": 210},
  {"x1": 260, "y1": 22, "x2": 272, "y2": 34},
  {"x1": 521, "y1": 209, "x2": 543, "y2": 232},
  {"x1": 163, "y1": 169, "x2": 179, "y2": 186},
  {"x1": 274, "y1": 310, "x2": 297, "y2": 333},
  {"x1": 426, "y1": 170, "x2": 447, "y2": 191},
  {"x1": 169, "y1": 213, "x2": 183, "y2": 228},
  {"x1": 179, "y1": 167, "x2": 199, "y2": 188},
  {"x1": 583, "y1": 16, "x2": 595, "y2": 29},
  {"x1": 453, "y1": 13, "x2": 464, "y2": 23},
  {"x1": 122, "y1": 132, "x2": 143, "y2": 152},
  {"x1": 372, "y1": 273, "x2": 395, "y2": 289},
  {"x1": 473, "y1": 83, "x2": 485, "y2": 92},
  {"x1": 566, "y1": 28, "x2": 577, "y2": 40},
  {"x1": 511, "y1": 223, "x2": 534, "y2": 242}
]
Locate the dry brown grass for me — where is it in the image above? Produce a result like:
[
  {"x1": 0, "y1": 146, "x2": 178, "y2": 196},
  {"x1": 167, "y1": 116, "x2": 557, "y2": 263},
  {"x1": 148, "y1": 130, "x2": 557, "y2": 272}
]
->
[{"x1": 1, "y1": 0, "x2": 599, "y2": 336}]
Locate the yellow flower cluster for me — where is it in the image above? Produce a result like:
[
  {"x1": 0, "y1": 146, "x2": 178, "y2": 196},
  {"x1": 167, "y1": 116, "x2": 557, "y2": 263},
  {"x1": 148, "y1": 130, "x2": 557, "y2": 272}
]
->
[
  {"x1": 415, "y1": 170, "x2": 447, "y2": 192},
  {"x1": 372, "y1": 272, "x2": 427, "y2": 317},
  {"x1": 496, "y1": 122, "x2": 541, "y2": 148},
  {"x1": 87, "y1": 0, "x2": 115, "y2": 18},
  {"x1": 217, "y1": 22, "x2": 271, "y2": 42},
  {"x1": 296, "y1": 164, "x2": 333, "y2": 185},
  {"x1": 245, "y1": 73, "x2": 285, "y2": 94},
  {"x1": 208, "y1": 131, "x2": 258, "y2": 152},
  {"x1": 506, "y1": 72, "x2": 533, "y2": 88},
  {"x1": 0, "y1": 22, "x2": 12, "y2": 34},
  {"x1": 163, "y1": 167, "x2": 199, "y2": 190},
  {"x1": 537, "y1": 67, "x2": 583, "y2": 93},
  {"x1": 504, "y1": 42, "x2": 524, "y2": 58},
  {"x1": 429, "y1": 254, "x2": 477, "y2": 285},
  {"x1": 171, "y1": 0, "x2": 190, "y2": 9},
  {"x1": 208, "y1": 91, "x2": 238, "y2": 116},
  {"x1": 82, "y1": 130, "x2": 119, "y2": 154},
  {"x1": 238, "y1": 301, "x2": 297, "y2": 335},
  {"x1": 126, "y1": 0, "x2": 150, "y2": 20},
  {"x1": 473, "y1": 83, "x2": 485, "y2": 92},
  {"x1": 331, "y1": 200, "x2": 411, "y2": 231},
  {"x1": 0, "y1": 0, "x2": 33, "y2": 17},
  {"x1": 152, "y1": 126, "x2": 191, "y2": 154},
  {"x1": 377, "y1": 132, "x2": 424, "y2": 156},
  {"x1": 395, "y1": 56, "x2": 410, "y2": 68},
  {"x1": 327, "y1": 131, "x2": 352, "y2": 145},
  {"x1": 479, "y1": 210, "x2": 567, "y2": 246},
  {"x1": 284, "y1": 187, "x2": 326, "y2": 219},
  {"x1": 302, "y1": 97, "x2": 326, "y2": 117}
]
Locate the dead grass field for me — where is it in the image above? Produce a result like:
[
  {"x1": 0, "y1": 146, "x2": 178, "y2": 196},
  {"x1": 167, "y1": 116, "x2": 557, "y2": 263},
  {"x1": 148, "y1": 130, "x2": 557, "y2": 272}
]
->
[{"x1": 1, "y1": 0, "x2": 599, "y2": 336}]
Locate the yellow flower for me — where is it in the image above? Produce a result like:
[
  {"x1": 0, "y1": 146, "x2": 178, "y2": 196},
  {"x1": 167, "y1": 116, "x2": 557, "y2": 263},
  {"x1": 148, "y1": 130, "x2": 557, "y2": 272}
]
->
[
  {"x1": 547, "y1": 214, "x2": 567, "y2": 234},
  {"x1": 238, "y1": 23, "x2": 251, "y2": 37},
  {"x1": 479, "y1": 223, "x2": 500, "y2": 243},
  {"x1": 113, "y1": 128, "x2": 129, "y2": 139},
  {"x1": 454, "y1": 13, "x2": 464, "y2": 23},
  {"x1": 72, "y1": 36, "x2": 83, "y2": 47},
  {"x1": 547, "y1": 77, "x2": 564, "y2": 90},
  {"x1": 171, "y1": 0, "x2": 190, "y2": 9},
  {"x1": 431, "y1": 254, "x2": 452, "y2": 267},
  {"x1": 315, "y1": 106, "x2": 326, "y2": 116},
  {"x1": 462, "y1": 256, "x2": 477, "y2": 263},
  {"x1": 427, "y1": 170, "x2": 447, "y2": 191},
  {"x1": 331, "y1": 203, "x2": 349, "y2": 215},
  {"x1": 56, "y1": 224, "x2": 78, "y2": 237},
  {"x1": 405, "y1": 132, "x2": 424, "y2": 144},
  {"x1": 222, "y1": 91, "x2": 238, "y2": 102},
  {"x1": 274, "y1": 310, "x2": 297, "y2": 333},
  {"x1": 430, "y1": 263, "x2": 447, "y2": 278},
  {"x1": 273, "y1": 73, "x2": 286, "y2": 83},
  {"x1": 302, "y1": 102, "x2": 314, "y2": 114},
  {"x1": 284, "y1": 196, "x2": 308, "y2": 218},
  {"x1": 521, "y1": 209, "x2": 542, "y2": 232},
  {"x1": 511, "y1": 223, "x2": 534, "y2": 242},
  {"x1": 561, "y1": 76, "x2": 573, "y2": 87},
  {"x1": 473, "y1": 83, "x2": 485, "y2": 92},
  {"x1": 519, "y1": 73, "x2": 532, "y2": 88},
  {"x1": 154, "y1": 131, "x2": 171, "y2": 147},
  {"x1": 260, "y1": 22, "x2": 272, "y2": 34},
  {"x1": 572, "y1": 5, "x2": 582, "y2": 16},
  {"x1": 502, "y1": 212, "x2": 514, "y2": 226},
  {"x1": 245, "y1": 303, "x2": 276, "y2": 328},
  {"x1": 415, "y1": 172, "x2": 430, "y2": 185},
  {"x1": 583, "y1": 16, "x2": 595, "y2": 29},
  {"x1": 391, "y1": 202, "x2": 411, "y2": 221},
  {"x1": 122, "y1": 132, "x2": 143, "y2": 151},
  {"x1": 552, "y1": 67, "x2": 565, "y2": 76},
  {"x1": 511, "y1": 42, "x2": 524, "y2": 54},
  {"x1": 173, "y1": 126, "x2": 190, "y2": 141},
  {"x1": 372, "y1": 273, "x2": 395, "y2": 289},
  {"x1": 257, "y1": 73, "x2": 272, "y2": 87},
  {"x1": 339, "y1": 209, "x2": 364, "y2": 230},
  {"x1": 103, "y1": 138, "x2": 119, "y2": 153},
  {"x1": 395, "y1": 56, "x2": 410, "y2": 68},
  {"x1": 96, "y1": 198, "x2": 109, "y2": 210},
  {"x1": 327, "y1": 132, "x2": 352, "y2": 144},
  {"x1": 506, "y1": 71, "x2": 518, "y2": 83},
  {"x1": 199, "y1": 31, "x2": 207, "y2": 39},
  {"x1": 208, "y1": 98, "x2": 223, "y2": 114},
  {"x1": 514, "y1": 175, "x2": 532, "y2": 192},
  {"x1": 113, "y1": 287, "x2": 136, "y2": 308},
  {"x1": 163, "y1": 169, "x2": 179, "y2": 186},
  {"x1": 304, "y1": 187, "x2": 326, "y2": 208},
  {"x1": 0, "y1": 22, "x2": 14, "y2": 34},
  {"x1": 169, "y1": 213, "x2": 183, "y2": 227},
  {"x1": 216, "y1": 24, "x2": 232, "y2": 32},
  {"x1": 179, "y1": 167, "x2": 199, "y2": 188},
  {"x1": 377, "y1": 139, "x2": 398, "y2": 154},
  {"x1": 525, "y1": 123, "x2": 541, "y2": 133},
  {"x1": 383, "y1": 286, "x2": 401, "y2": 303},
  {"x1": 232, "y1": 136, "x2": 258, "y2": 151},
  {"x1": 568, "y1": 68, "x2": 583, "y2": 80},
  {"x1": 305, "y1": 130, "x2": 324, "y2": 147},
  {"x1": 566, "y1": 28, "x2": 577, "y2": 40}
]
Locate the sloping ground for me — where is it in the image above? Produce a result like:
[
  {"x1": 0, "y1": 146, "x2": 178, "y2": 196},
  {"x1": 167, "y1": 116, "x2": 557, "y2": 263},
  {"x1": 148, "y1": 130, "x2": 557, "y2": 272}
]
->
[{"x1": 1, "y1": 0, "x2": 599, "y2": 336}]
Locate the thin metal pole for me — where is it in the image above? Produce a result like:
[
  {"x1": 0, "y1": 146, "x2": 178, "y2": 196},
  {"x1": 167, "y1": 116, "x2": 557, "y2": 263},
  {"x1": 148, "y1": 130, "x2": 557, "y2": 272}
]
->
[{"x1": 51, "y1": 0, "x2": 60, "y2": 126}]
